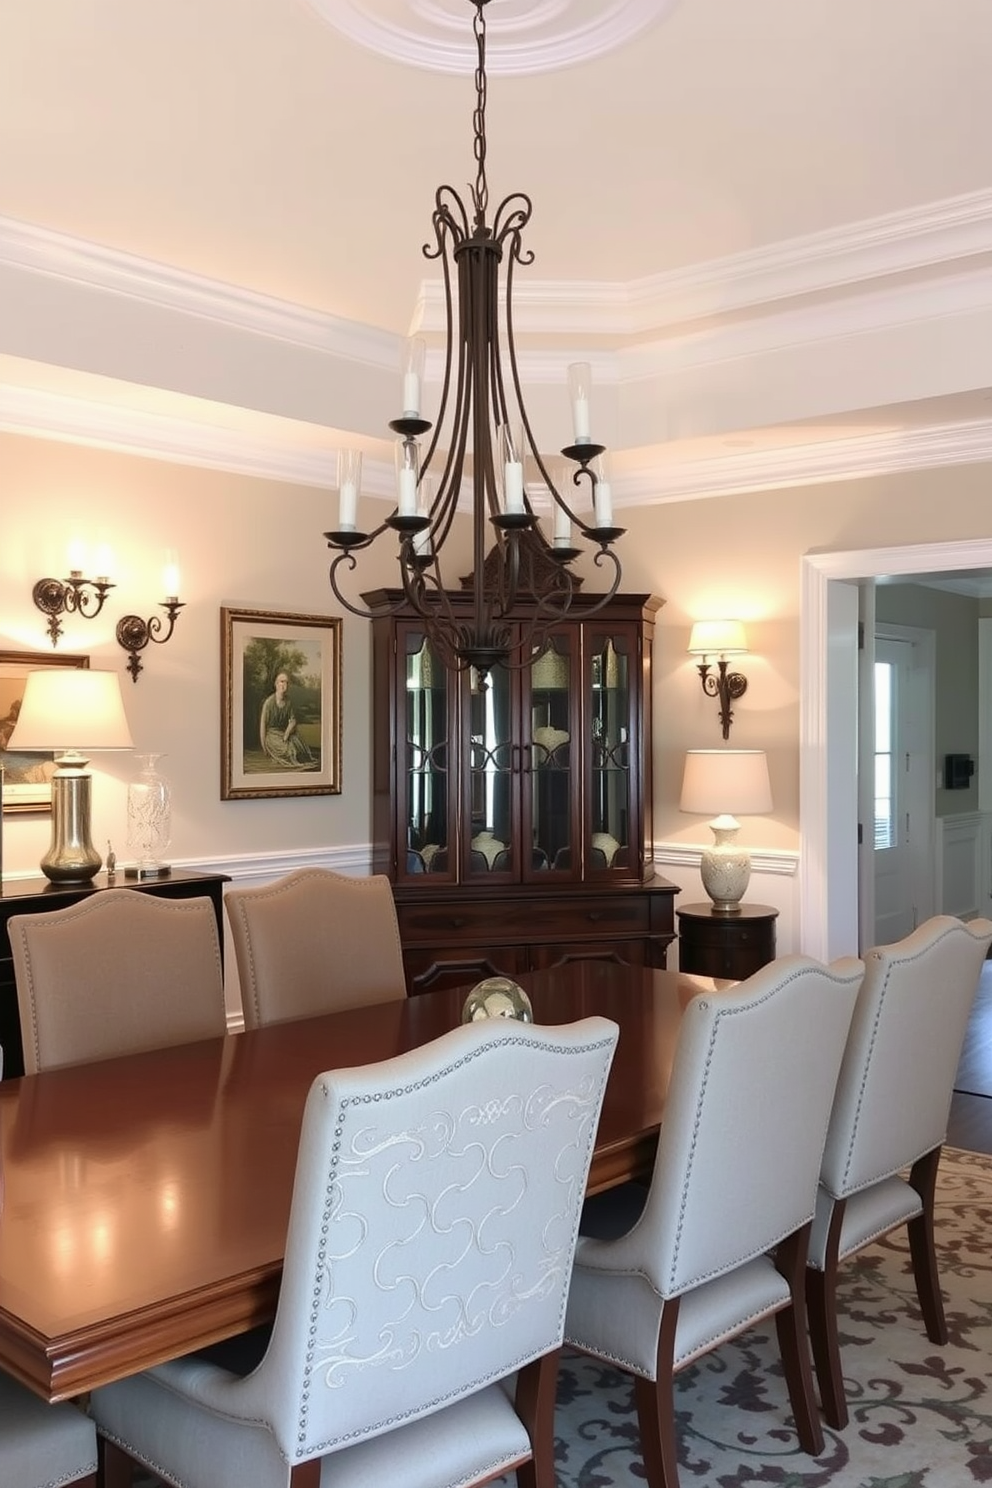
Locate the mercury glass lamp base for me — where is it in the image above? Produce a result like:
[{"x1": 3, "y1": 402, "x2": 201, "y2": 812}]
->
[{"x1": 41, "y1": 769, "x2": 102, "y2": 883}]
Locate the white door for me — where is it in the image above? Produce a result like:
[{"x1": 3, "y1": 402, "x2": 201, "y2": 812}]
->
[{"x1": 872, "y1": 628, "x2": 935, "y2": 946}]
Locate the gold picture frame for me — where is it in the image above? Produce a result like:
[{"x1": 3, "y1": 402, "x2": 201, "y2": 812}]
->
[
  {"x1": 0, "y1": 650, "x2": 91, "y2": 814},
  {"x1": 221, "y1": 607, "x2": 342, "y2": 801}
]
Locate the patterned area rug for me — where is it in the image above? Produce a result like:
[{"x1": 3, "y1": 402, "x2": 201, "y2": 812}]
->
[{"x1": 540, "y1": 1145, "x2": 992, "y2": 1488}]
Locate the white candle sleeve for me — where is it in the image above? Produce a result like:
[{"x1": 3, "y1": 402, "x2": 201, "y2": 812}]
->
[
  {"x1": 338, "y1": 480, "x2": 358, "y2": 529},
  {"x1": 413, "y1": 515, "x2": 432, "y2": 556},
  {"x1": 504, "y1": 461, "x2": 525, "y2": 513},
  {"x1": 594, "y1": 480, "x2": 613, "y2": 528},
  {"x1": 553, "y1": 502, "x2": 571, "y2": 545},
  {"x1": 572, "y1": 394, "x2": 590, "y2": 442},
  {"x1": 399, "y1": 467, "x2": 418, "y2": 516},
  {"x1": 403, "y1": 372, "x2": 420, "y2": 417}
]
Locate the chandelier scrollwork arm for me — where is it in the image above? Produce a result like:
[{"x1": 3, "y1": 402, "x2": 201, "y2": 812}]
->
[{"x1": 321, "y1": 0, "x2": 625, "y2": 679}]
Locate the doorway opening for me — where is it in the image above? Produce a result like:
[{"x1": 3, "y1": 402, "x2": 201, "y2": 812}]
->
[{"x1": 801, "y1": 537, "x2": 992, "y2": 962}]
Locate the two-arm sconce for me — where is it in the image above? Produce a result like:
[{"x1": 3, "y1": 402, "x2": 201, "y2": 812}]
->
[
  {"x1": 687, "y1": 620, "x2": 749, "y2": 739},
  {"x1": 32, "y1": 571, "x2": 115, "y2": 646},
  {"x1": 32, "y1": 548, "x2": 184, "y2": 682}
]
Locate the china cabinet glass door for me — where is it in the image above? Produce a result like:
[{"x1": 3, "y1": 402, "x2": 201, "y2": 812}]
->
[
  {"x1": 466, "y1": 664, "x2": 515, "y2": 878},
  {"x1": 401, "y1": 629, "x2": 450, "y2": 880},
  {"x1": 588, "y1": 631, "x2": 633, "y2": 873},
  {"x1": 526, "y1": 635, "x2": 578, "y2": 878}
]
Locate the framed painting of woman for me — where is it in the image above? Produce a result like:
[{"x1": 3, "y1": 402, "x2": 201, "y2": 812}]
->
[{"x1": 220, "y1": 608, "x2": 342, "y2": 800}]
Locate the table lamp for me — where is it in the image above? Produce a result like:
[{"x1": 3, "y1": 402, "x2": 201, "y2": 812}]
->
[
  {"x1": 7, "y1": 668, "x2": 133, "y2": 882},
  {"x1": 680, "y1": 748, "x2": 772, "y2": 913}
]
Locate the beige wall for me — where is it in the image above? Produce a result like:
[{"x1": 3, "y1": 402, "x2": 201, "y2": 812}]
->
[
  {"x1": 613, "y1": 462, "x2": 992, "y2": 854},
  {"x1": 3, "y1": 431, "x2": 992, "y2": 878},
  {"x1": 0, "y1": 432, "x2": 413, "y2": 876}
]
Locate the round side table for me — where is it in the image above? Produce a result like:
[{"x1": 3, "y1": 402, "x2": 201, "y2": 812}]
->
[{"x1": 676, "y1": 902, "x2": 778, "y2": 980}]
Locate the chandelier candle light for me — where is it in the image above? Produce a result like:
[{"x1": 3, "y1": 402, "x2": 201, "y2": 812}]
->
[
  {"x1": 680, "y1": 748, "x2": 773, "y2": 913},
  {"x1": 323, "y1": 0, "x2": 625, "y2": 680}
]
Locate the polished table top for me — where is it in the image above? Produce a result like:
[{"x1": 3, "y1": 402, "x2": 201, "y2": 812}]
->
[{"x1": 0, "y1": 961, "x2": 718, "y2": 1402}]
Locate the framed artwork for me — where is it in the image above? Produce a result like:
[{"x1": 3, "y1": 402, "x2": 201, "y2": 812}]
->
[
  {"x1": 0, "y1": 650, "x2": 90, "y2": 814},
  {"x1": 221, "y1": 607, "x2": 342, "y2": 801}
]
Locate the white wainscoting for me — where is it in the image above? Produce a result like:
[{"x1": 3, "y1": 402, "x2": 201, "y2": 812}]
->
[
  {"x1": 173, "y1": 840, "x2": 803, "y2": 1020},
  {"x1": 937, "y1": 813, "x2": 988, "y2": 921},
  {"x1": 171, "y1": 844, "x2": 374, "y2": 1028}
]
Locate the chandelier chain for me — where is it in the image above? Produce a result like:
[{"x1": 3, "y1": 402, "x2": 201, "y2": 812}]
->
[{"x1": 471, "y1": 1, "x2": 488, "y2": 224}]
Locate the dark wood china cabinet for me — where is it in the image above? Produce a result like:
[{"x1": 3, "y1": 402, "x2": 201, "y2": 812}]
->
[{"x1": 364, "y1": 586, "x2": 677, "y2": 993}]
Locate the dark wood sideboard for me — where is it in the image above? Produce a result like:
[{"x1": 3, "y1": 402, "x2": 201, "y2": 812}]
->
[{"x1": 0, "y1": 868, "x2": 229, "y2": 1078}]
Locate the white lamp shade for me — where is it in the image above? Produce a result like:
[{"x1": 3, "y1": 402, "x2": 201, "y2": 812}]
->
[
  {"x1": 680, "y1": 749, "x2": 772, "y2": 817},
  {"x1": 7, "y1": 669, "x2": 134, "y2": 753},
  {"x1": 687, "y1": 619, "x2": 748, "y2": 657}
]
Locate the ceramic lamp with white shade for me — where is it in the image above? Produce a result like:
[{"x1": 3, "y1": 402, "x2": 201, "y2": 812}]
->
[
  {"x1": 680, "y1": 748, "x2": 773, "y2": 913},
  {"x1": 7, "y1": 668, "x2": 133, "y2": 882}
]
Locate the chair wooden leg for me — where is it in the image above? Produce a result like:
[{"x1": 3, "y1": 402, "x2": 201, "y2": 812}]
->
[
  {"x1": 514, "y1": 1350, "x2": 560, "y2": 1488},
  {"x1": 97, "y1": 1438, "x2": 137, "y2": 1488},
  {"x1": 634, "y1": 1298, "x2": 681, "y2": 1488},
  {"x1": 907, "y1": 1145, "x2": 947, "y2": 1344},
  {"x1": 288, "y1": 1461, "x2": 321, "y2": 1487},
  {"x1": 805, "y1": 1199, "x2": 848, "y2": 1431},
  {"x1": 773, "y1": 1225, "x2": 824, "y2": 1456}
]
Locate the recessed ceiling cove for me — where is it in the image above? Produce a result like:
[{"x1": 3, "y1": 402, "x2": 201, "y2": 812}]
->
[{"x1": 302, "y1": 0, "x2": 680, "y2": 75}]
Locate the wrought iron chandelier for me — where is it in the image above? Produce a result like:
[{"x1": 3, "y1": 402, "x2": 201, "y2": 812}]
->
[{"x1": 324, "y1": 0, "x2": 624, "y2": 679}]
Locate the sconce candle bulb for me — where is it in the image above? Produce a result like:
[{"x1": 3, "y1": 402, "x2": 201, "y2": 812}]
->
[{"x1": 116, "y1": 553, "x2": 185, "y2": 682}]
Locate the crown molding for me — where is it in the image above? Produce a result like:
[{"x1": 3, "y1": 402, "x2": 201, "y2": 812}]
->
[
  {"x1": 0, "y1": 384, "x2": 388, "y2": 498},
  {"x1": 622, "y1": 420, "x2": 992, "y2": 506},
  {"x1": 4, "y1": 190, "x2": 992, "y2": 379},
  {"x1": 0, "y1": 215, "x2": 398, "y2": 369},
  {"x1": 4, "y1": 382, "x2": 989, "y2": 504},
  {"x1": 414, "y1": 188, "x2": 992, "y2": 341}
]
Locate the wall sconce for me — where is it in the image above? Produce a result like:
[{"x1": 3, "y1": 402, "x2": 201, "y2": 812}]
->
[
  {"x1": 687, "y1": 620, "x2": 749, "y2": 739},
  {"x1": 33, "y1": 546, "x2": 116, "y2": 646},
  {"x1": 116, "y1": 552, "x2": 184, "y2": 682}
]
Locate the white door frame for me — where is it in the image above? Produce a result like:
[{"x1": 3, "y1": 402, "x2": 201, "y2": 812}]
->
[{"x1": 801, "y1": 537, "x2": 992, "y2": 962}]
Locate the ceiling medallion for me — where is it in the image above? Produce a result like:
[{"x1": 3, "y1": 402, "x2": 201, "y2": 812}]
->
[{"x1": 304, "y1": 0, "x2": 680, "y2": 75}]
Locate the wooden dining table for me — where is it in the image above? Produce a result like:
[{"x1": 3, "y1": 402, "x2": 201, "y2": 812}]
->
[{"x1": 0, "y1": 960, "x2": 720, "y2": 1403}]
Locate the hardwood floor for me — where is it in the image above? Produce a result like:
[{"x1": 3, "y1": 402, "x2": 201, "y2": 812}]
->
[{"x1": 948, "y1": 962, "x2": 992, "y2": 1155}]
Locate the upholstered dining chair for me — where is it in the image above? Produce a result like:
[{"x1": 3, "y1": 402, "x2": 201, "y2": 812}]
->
[
  {"x1": 0, "y1": 1369, "x2": 97, "y2": 1486},
  {"x1": 563, "y1": 953, "x2": 864, "y2": 1488},
  {"x1": 806, "y1": 913, "x2": 992, "y2": 1430},
  {"x1": 9, "y1": 890, "x2": 226, "y2": 1074},
  {"x1": 225, "y1": 868, "x2": 407, "y2": 1029},
  {"x1": 90, "y1": 1014, "x2": 619, "y2": 1488}
]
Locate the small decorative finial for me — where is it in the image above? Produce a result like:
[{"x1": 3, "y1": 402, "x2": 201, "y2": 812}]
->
[{"x1": 106, "y1": 840, "x2": 117, "y2": 876}]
